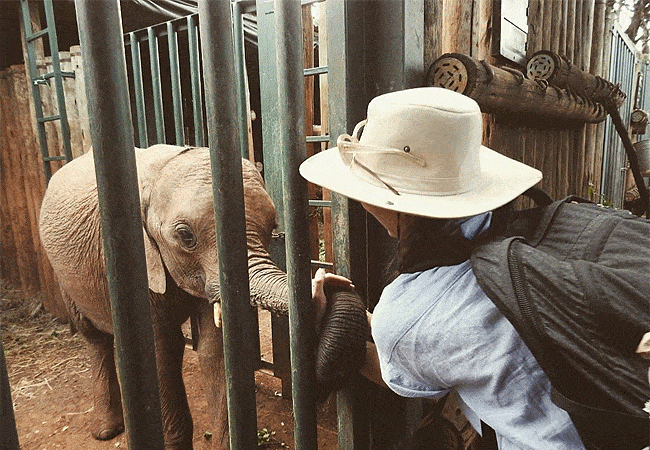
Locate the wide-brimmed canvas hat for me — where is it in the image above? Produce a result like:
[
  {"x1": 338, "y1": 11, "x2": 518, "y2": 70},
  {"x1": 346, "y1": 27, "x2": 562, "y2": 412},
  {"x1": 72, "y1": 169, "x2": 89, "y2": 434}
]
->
[{"x1": 299, "y1": 87, "x2": 542, "y2": 219}]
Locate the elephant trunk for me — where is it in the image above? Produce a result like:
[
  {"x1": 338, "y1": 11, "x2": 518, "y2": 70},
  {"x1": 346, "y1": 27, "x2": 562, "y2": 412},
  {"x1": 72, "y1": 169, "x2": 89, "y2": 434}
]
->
[{"x1": 246, "y1": 235, "x2": 289, "y2": 316}]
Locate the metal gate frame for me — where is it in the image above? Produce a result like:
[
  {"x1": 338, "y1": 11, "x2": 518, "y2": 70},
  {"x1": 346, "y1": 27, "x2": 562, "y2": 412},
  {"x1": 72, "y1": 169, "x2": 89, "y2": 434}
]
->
[{"x1": 602, "y1": 22, "x2": 639, "y2": 208}]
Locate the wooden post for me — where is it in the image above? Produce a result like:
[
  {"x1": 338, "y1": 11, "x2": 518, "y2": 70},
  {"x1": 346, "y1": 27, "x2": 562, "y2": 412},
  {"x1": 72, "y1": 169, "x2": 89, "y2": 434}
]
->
[
  {"x1": 442, "y1": 0, "x2": 472, "y2": 54},
  {"x1": 0, "y1": 70, "x2": 20, "y2": 286},
  {"x1": 71, "y1": 45, "x2": 92, "y2": 154},
  {"x1": 586, "y1": 0, "x2": 608, "y2": 196},
  {"x1": 424, "y1": 0, "x2": 443, "y2": 69},
  {"x1": 61, "y1": 51, "x2": 83, "y2": 158}
]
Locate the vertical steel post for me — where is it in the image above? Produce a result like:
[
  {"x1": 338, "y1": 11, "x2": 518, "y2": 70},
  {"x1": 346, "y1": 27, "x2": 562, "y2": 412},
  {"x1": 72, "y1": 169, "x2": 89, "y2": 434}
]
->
[
  {"x1": 0, "y1": 326, "x2": 20, "y2": 450},
  {"x1": 197, "y1": 1, "x2": 258, "y2": 449},
  {"x1": 167, "y1": 21, "x2": 185, "y2": 145},
  {"x1": 233, "y1": 1, "x2": 252, "y2": 160},
  {"x1": 148, "y1": 26, "x2": 166, "y2": 144},
  {"x1": 129, "y1": 32, "x2": 148, "y2": 148},
  {"x1": 74, "y1": 1, "x2": 164, "y2": 449},
  {"x1": 274, "y1": 1, "x2": 318, "y2": 449},
  {"x1": 187, "y1": 14, "x2": 205, "y2": 147}
]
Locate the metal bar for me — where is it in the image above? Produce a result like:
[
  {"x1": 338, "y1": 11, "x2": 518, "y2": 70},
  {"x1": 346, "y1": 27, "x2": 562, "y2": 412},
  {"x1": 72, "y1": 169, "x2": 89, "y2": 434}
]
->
[
  {"x1": 303, "y1": 65, "x2": 328, "y2": 76},
  {"x1": 20, "y1": 0, "x2": 52, "y2": 181},
  {"x1": 197, "y1": 1, "x2": 258, "y2": 449},
  {"x1": 37, "y1": 71, "x2": 75, "y2": 80},
  {"x1": 148, "y1": 26, "x2": 165, "y2": 143},
  {"x1": 129, "y1": 32, "x2": 148, "y2": 148},
  {"x1": 308, "y1": 199, "x2": 331, "y2": 207},
  {"x1": 73, "y1": 2, "x2": 164, "y2": 449},
  {"x1": 232, "y1": 1, "x2": 263, "y2": 367},
  {"x1": 187, "y1": 15, "x2": 205, "y2": 147},
  {"x1": 125, "y1": 13, "x2": 197, "y2": 43},
  {"x1": 232, "y1": 1, "x2": 251, "y2": 159},
  {"x1": 37, "y1": 114, "x2": 61, "y2": 123},
  {"x1": 274, "y1": 2, "x2": 318, "y2": 449},
  {"x1": 43, "y1": 155, "x2": 68, "y2": 161},
  {"x1": 305, "y1": 134, "x2": 330, "y2": 143},
  {"x1": 0, "y1": 327, "x2": 20, "y2": 450},
  {"x1": 310, "y1": 260, "x2": 334, "y2": 269},
  {"x1": 167, "y1": 21, "x2": 185, "y2": 145},
  {"x1": 25, "y1": 27, "x2": 49, "y2": 42},
  {"x1": 44, "y1": 0, "x2": 73, "y2": 162}
]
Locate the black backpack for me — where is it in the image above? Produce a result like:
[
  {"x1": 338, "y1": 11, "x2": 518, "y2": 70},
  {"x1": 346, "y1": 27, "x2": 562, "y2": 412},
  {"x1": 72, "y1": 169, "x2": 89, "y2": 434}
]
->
[{"x1": 471, "y1": 193, "x2": 649, "y2": 449}]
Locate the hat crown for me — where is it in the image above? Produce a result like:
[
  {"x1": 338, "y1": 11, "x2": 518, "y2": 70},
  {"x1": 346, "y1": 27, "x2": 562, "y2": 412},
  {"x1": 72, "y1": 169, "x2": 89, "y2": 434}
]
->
[{"x1": 354, "y1": 87, "x2": 483, "y2": 196}]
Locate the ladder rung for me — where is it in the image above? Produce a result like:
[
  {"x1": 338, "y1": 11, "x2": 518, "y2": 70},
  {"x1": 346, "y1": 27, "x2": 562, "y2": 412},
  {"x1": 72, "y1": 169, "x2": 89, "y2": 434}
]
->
[
  {"x1": 306, "y1": 135, "x2": 330, "y2": 143},
  {"x1": 303, "y1": 66, "x2": 328, "y2": 77},
  {"x1": 38, "y1": 71, "x2": 76, "y2": 81},
  {"x1": 43, "y1": 156, "x2": 67, "y2": 162},
  {"x1": 38, "y1": 115, "x2": 61, "y2": 123},
  {"x1": 308, "y1": 200, "x2": 331, "y2": 208},
  {"x1": 26, "y1": 28, "x2": 50, "y2": 43}
]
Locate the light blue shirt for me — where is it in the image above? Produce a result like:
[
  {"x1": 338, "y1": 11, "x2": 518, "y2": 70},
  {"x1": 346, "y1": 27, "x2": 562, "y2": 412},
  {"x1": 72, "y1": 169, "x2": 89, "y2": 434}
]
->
[{"x1": 371, "y1": 214, "x2": 585, "y2": 449}]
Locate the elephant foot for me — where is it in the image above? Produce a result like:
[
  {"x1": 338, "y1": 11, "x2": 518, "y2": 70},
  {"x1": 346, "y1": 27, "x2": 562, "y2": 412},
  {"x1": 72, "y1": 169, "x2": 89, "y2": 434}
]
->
[{"x1": 91, "y1": 415, "x2": 125, "y2": 441}]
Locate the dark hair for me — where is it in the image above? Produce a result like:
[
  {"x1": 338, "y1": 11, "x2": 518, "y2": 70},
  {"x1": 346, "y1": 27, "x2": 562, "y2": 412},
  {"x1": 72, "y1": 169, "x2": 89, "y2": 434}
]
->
[{"x1": 385, "y1": 215, "x2": 477, "y2": 283}]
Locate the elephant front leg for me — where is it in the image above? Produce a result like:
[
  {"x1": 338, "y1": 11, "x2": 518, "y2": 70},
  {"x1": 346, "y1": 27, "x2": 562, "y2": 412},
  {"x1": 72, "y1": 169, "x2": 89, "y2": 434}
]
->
[
  {"x1": 195, "y1": 301, "x2": 229, "y2": 449},
  {"x1": 151, "y1": 293, "x2": 194, "y2": 450},
  {"x1": 81, "y1": 325, "x2": 125, "y2": 440}
]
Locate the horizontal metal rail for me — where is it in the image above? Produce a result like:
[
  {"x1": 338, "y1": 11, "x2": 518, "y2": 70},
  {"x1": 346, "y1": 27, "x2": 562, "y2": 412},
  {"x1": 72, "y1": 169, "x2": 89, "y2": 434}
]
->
[
  {"x1": 33, "y1": 71, "x2": 75, "y2": 82},
  {"x1": 303, "y1": 65, "x2": 328, "y2": 76},
  {"x1": 311, "y1": 260, "x2": 334, "y2": 269},
  {"x1": 306, "y1": 134, "x2": 330, "y2": 143},
  {"x1": 37, "y1": 114, "x2": 61, "y2": 123},
  {"x1": 308, "y1": 199, "x2": 331, "y2": 207},
  {"x1": 43, "y1": 155, "x2": 68, "y2": 161}
]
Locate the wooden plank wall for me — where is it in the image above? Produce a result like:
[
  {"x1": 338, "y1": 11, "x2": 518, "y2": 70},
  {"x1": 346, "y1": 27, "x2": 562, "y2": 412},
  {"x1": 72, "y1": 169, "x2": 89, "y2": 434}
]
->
[
  {"x1": 425, "y1": 0, "x2": 613, "y2": 201},
  {"x1": 0, "y1": 45, "x2": 90, "y2": 320}
]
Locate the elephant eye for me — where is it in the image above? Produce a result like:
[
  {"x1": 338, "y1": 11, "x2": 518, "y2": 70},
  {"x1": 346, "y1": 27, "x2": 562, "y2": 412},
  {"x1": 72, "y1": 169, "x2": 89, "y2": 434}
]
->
[{"x1": 175, "y1": 224, "x2": 197, "y2": 250}]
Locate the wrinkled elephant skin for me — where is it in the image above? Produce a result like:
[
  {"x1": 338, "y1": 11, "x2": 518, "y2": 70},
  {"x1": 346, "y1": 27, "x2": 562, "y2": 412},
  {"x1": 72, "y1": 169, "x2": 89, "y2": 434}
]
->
[{"x1": 39, "y1": 145, "x2": 289, "y2": 450}]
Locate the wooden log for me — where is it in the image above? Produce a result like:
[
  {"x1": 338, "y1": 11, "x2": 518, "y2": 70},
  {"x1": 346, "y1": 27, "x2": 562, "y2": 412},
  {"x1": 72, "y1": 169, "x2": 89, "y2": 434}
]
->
[
  {"x1": 526, "y1": 50, "x2": 626, "y2": 107},
  {"x1": 582, "y1": 1, "x2": 595, "y2": 71},
  {"x1": 585, "y1": 0, "x2": 608, "y2": 193},
  {"x1": 551, "y1": 0, "x2": 562, "y2": 53},
  {"x1": 427, "y1": 53, "x2": 607, "y2": 123},
  {"x1": 61, "y1": 51, "x2": 83, "y2": 159},
  {"x1": 0, "y1": 70, "x2": 21, "y2": 286},
  {"x1": 14, "y1": 65, "x2": 66, "y2": 317},
  {"x1": 71, "y1": 46, "x2": 92, "y2": 154},
  {"x1": 2, "y1": 67, "x2": 40, "y2": 294},
  {"x1": 542, "y1": 0, "x2": 552, "y2": 50},
  {"x1": 566, "y1": 0, "x2": 576, "y2": 64},
  {"x1": 527, "y1": 0, "x2": 544, "y2": 57},
  {"x1": 442, "y1": 0, "x2": 472, "y2": 54},
  {"x1": 558, "y1": 0, "x2": 568, "y2": 57},
  {"x1": 473, "y1": 0, "x2": 493, "y2": 60}
]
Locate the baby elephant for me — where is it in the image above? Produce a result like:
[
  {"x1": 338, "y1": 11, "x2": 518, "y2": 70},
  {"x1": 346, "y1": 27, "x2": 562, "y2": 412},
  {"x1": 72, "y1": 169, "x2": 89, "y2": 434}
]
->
[{"x1": 39, "y1": 145, "x2": 289, "y2": 449}]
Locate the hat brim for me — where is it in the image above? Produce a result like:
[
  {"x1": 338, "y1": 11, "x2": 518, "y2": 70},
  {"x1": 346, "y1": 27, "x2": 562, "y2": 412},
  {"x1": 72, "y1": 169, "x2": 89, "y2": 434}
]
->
[{"x1": 299, "y1": 146, "x2": 542, "y2": 219}]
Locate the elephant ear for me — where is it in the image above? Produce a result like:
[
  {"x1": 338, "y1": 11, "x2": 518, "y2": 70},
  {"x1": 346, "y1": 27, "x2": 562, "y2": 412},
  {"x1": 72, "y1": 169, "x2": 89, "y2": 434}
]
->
[{"x1": 143, "y1": 227, "x2": 166, "y2": 294}]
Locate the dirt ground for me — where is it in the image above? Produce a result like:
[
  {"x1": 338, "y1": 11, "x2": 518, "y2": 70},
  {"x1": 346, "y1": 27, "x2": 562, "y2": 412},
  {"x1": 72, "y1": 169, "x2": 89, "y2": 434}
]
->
[{"x1": 1, "y1": 283, "x2": 338, "y2": 450}]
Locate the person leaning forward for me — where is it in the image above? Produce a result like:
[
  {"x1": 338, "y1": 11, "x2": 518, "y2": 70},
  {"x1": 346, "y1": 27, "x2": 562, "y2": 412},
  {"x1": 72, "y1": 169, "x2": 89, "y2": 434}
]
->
[{"x1": 301, "y1": 87, "x2": 586, "y2": 450}]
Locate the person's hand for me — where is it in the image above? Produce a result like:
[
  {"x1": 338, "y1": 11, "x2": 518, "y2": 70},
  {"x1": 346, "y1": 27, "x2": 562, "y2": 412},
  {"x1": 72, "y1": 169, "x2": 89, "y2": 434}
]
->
[{"x1": 311, "y1": 268, "x2": 354, "y2": 328}]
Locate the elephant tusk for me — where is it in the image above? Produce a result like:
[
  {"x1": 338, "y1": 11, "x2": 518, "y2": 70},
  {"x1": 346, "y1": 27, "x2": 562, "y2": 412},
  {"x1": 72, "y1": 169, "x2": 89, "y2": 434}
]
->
[{"x1": 213, "y1": 302, "x2": 223, "y2": 329}]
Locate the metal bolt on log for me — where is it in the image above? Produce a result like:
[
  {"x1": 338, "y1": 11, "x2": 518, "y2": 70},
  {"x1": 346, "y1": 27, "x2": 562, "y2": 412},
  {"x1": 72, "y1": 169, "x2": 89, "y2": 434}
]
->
[{"x1": 426, "y1": 53, "x2": 607, "y2": 124}]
